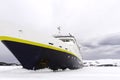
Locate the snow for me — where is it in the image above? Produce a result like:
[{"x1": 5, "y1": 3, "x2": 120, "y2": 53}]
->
[
  {"x1": 83, "y1": 59, "x2": 120, "y2": 67},
  {"x1": 1, "y1": 66, "x2": 120, "y2": 80}
]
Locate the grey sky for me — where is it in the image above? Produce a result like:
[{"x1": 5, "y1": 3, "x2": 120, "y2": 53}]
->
[{"x1": 81, "y1": 33, "x2": 120, "y2": 60}]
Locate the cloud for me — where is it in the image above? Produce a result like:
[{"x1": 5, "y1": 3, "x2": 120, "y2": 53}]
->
[
  {"x1": 81, "y1": 33, "x2": 120, "y2": 60},
  {"x1": 99, "y1": 34, "x2": 120, "y2": 45}
]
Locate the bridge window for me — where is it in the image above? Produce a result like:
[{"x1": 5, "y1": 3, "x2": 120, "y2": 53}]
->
[
  {"x1": 60, "y1": 39, "x2": 75, "y2": 43},
  {"x1": 60, "y1": 39, "x2": 70, "y2": 42}
]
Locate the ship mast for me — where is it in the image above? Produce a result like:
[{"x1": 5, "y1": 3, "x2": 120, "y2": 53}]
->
[{"x1": 57, "y1": 26, "x2": 61, "y2": 34}]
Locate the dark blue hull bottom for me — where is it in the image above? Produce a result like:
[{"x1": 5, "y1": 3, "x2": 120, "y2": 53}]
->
[{"x1": 2, "y1": 41, "x2": 83, "y2": 70}]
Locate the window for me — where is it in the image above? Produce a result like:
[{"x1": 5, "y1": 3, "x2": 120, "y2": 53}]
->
[
  {"x1": 59, "y1": 46, "x2": 62, "y2": 48},
  {"x1": 60, "y1": 39, "x2": 70, "y2": 42},
  {"x1": 49, "y1": 42, "x2": 54, "y2": 45},
  {"x1": 65, "y1": 48, "x2": 68, "y2": 50}
]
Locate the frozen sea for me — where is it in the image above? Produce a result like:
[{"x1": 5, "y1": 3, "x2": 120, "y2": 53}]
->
[{"x1": 0, "y1": 66, "x2": 120, "y2": 80}]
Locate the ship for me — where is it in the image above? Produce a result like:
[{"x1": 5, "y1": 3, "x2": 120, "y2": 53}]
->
[{"x1": 0, "y1": 29, "x2": 83, "y2": 71}]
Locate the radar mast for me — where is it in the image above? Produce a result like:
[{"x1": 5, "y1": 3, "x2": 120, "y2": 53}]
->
[{"x1": 57, "y1": 26, "x2": 61, "y2": 34}]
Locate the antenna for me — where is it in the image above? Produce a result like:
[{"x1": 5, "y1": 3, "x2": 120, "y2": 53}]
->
[
  {"x1": 69, "y1": 33, "x2": 72, "y2": 36},
  {"x1": 18, "y1": 29, "x2": 23, "y2": 37},
  {"x1": 57, "y1": 26, "x2": 61, "y2": 34}
]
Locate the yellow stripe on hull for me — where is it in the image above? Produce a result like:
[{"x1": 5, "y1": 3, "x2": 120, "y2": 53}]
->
[{"x1": 0, "y1": 36, "x2": 78, "y2": 58}]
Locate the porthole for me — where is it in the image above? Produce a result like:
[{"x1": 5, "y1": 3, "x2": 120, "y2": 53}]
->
[
  {"x1": 49, "y1": 42, "x2": 54, "y2": 45},
  {"x1": 59, "y1": 46, "x2": 62, "y2": 48},
  {"x1": 65, "y1": 48, "x2": 68, "y2": 50}
]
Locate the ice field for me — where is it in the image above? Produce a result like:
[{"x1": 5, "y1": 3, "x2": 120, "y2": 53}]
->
[{"x1": 0, "y1": 66, "x2": 120, "y2": 80}]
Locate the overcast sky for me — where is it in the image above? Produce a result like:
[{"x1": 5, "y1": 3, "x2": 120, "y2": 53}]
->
[
  {"x1": 81, "y1": 32, "x2": 120, "y2": 60},
  {"x1": 0, "y1": 0, "x2": 120, "y2": 61},
  {"x1": 0, "y1": 0, "x2": 120, "y2": 40},
  {"x1": 53, "y1": 0, "x2": 120, "y2": 40}
]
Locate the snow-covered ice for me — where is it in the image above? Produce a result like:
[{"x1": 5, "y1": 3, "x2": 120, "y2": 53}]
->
[
  {"x1": 83, "y1": 59, "x2": 120, "y2": 67},
  {"x1": 0, "y1": 66, "x2": 120, "y2": 80}
]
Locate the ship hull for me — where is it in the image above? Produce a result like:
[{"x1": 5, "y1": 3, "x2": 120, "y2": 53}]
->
[{"x1": 0, "y1": 36, "x2": 83, "y2": 70}]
